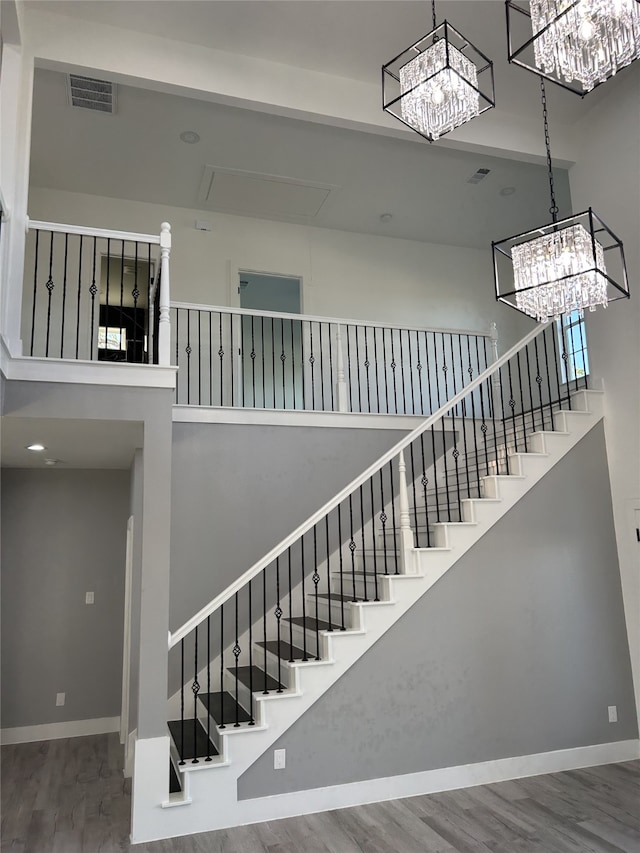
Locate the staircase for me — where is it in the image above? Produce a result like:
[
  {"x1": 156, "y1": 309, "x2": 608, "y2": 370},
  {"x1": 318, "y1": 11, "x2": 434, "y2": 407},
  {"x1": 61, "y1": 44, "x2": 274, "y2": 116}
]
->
[{"x1": 132, "y1": 322, "x2": 604, "y2": 842}]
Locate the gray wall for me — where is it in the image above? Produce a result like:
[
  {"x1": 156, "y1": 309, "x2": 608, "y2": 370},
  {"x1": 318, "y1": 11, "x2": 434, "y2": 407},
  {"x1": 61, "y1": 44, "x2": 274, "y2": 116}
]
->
[
  {"x1": 1, "y1": 468, "x2": 129, "y2": 728},
  {"x1": 239, "y1": 422, "x2": 638, "y2": 799},
  {"x1": 170, "y1": 423, "x2": 408, "y2": 631}
]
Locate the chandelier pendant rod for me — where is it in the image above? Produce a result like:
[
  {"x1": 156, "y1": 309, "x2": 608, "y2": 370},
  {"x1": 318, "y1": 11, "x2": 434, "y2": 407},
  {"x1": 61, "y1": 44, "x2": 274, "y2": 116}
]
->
[
  {"x1": 540, "y1": 76, "x2": 559, "y2": 224},
  {"x1": 432, "y1": 0, "x2": 437, "y2": 30}
]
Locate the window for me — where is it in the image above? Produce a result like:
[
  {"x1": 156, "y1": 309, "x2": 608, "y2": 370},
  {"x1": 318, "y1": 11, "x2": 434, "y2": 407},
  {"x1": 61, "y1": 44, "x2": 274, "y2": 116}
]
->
[
  {"x1": 98, "y1": 326, "x2": 127, "y2": 352},
  {"x1": 557, "y1": 310, "x2": 589, "y2": 384}
]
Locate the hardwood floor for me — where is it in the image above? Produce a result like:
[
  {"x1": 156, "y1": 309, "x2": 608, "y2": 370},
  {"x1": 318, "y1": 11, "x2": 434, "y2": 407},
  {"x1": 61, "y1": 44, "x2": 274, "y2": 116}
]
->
[{"x1": 2, "y1": 734, "x2": 639, "y2": 852}]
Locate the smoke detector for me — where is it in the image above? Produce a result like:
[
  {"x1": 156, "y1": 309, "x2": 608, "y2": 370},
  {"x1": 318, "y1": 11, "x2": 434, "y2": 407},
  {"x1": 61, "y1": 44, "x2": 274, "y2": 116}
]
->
[
  {"x1": 67, "y1": 75, "x2": 116, "y2": 114},
  {"x1": 467, "y1": 167, "x2": 491, "y2": 185}
]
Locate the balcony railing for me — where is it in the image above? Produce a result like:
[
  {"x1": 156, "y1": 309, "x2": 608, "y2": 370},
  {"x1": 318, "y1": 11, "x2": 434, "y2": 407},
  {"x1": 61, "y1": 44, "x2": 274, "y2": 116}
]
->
[
  {"x1": 171, "y1": 302, "x2": 496, "y2": 416},
  {"x1": 22, "y1": 219, "x2": 171, "y2": 366}
]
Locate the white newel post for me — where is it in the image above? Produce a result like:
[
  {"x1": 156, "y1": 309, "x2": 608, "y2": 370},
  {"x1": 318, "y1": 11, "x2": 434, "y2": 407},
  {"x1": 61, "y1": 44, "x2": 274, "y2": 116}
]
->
[
  {"x1": 335, "y1": 323, "x2": 348, "y2": 412},
  {"x1": 398, "y1": 450, "x2": 416, "y2": 574},
  {"x1": 158, "y1": 222, "x2": 172, "y2": 367}
]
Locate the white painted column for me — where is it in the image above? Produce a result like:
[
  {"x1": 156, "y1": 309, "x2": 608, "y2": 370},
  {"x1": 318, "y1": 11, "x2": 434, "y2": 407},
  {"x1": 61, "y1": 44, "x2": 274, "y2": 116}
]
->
[
  {"x1": 335, "y1": 323, "x2": 348, "y2": 412},
  {"x1": 398, "y1": 450, "x2": 416, "y2": 574},
  {"x1": 158, "y1": 222, "x2": 172, "y2": 367}
]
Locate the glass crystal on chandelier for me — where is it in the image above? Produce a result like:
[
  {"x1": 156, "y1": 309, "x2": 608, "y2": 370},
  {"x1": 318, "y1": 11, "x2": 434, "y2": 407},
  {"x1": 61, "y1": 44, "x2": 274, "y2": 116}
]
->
[
  {"x1": 399, "y1": 39, "x2": 480, "y2": 139},
  {"x1": 530, "y1": 0, "x2": 640, "y2": 91},
  {"x1": 512, "y1": 224, "x2": 608, "y2": 321}
]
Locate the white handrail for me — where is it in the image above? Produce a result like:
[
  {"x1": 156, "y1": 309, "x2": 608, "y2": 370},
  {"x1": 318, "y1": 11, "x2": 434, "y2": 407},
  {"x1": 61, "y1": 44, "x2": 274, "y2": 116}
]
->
[
  {"x1": 170, "y1": 300, "x2": 492, "y2": 340},
  {"x1": 27, "y1": 218, "x2": 161, "y2": 245},
  {"x1": 169, "y1": 320, "x2": 548, "y2": 648}
]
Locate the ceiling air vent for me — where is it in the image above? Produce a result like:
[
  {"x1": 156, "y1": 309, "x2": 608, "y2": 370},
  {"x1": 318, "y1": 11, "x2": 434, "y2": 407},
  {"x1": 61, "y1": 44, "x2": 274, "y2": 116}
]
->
[
  {"x1": 467, "y1": 167, "x2": 491, "y2": 185},
  {"x1": 67, "y1": 75, "x2": 116, "y2": 114}
]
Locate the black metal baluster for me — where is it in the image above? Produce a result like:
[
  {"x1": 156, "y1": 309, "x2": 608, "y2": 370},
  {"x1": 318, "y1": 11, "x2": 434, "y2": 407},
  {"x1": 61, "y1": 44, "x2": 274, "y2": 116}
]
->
[
  {"x1": 419, "y1": 433, "x2": 431, "y2": 545},
  {"x1": 359, "y1": 485, "x2": 368, "y2": 601},
  {"x1": 251, "y1": 315, "x2": 256, "y2": 407},
  {"x1": 233, "y1": 592, "x2": 240, "y2": 726},
  {"x1": 425, "y1": 332, "x2": 434, "y2": 414},
  {"x1": 131, "y1": 244, "x2": 141, "y2": 365},
  {"x1": 328, "y1": 322, "x2": 335, "y2": 412},
  {"x1": 542, "y1": 326, "x2": 554, "y2": 429},
  {"x1": 192, "y1": 626, "x2": 200, "y2": 763},
  {"x1": 281, "y1": 318, "x2": 286, "y2": 409},
  {"x1": 515, "y1": 350, "x2": 529, "y2": 451},
  {"x1": 118, "y1": 240, "x2": 125, "y2": 364},
  {"x1": 369, "y1": 478, "x2": 379, "y2": 601},
  {"x1": 300, "y1": 536, "x2": 308, "y2": 661},
  {"x1": 262, "y1": 570, "x2": 268, "y2": 694},
  {"x1": 407, "y1": 329, "x2": 416, "y2": 415},
  {"x1": 309, "y1": 322, "x2": 316, "y2": 410},
  {"x1": 389, "y1": 460, "x2": 399, "y2": 574},
  {"x1": 524, "y1": 339, "x2": 536, "y2": 432},
  {"x1": 186, "y1": 311, "x2": 192, "y2": 406},
  {"x1": 416, "y1": 331, "x2": 424, "y2": 415},
  {"x1": 533, "y1": 334, "x2": 545, "y2": 431},
  {"x1": 578, "y1": 314, "x2": 588, "y2": 390},
  {"x1": 271, "y1": 317, "x2": 276, "y2": 409},
  {"x1": 218, "y1": 313, "x2": 224, "y2": 406},
  {"x1": 248, "y1": 580, "x2": 255, "y2": 721},
  {"x1": 348, "y1": 495, "x2": 357, "y2": 601},
  {"x1": 390, "y1": 329, "x2": 398, "y2": 414},
  {"x1": 275, "y1": 558, "x2": 283, "y2": 690},
  {"x1": 379, "y1": 470, "x2": 389, "y2": 575},
  {"x1": 440, "y1": 335, "x2": 452, "y2": 521},
  {"x1": 319, "y1": 322, "x2": 326, "y2": 412},
  {"x1": 364, "y1": 326, "x2": 371, "y2": 413},
  {"x1": 399, "y1": 328, "x2": 407, "y2": 414},
  {"x1": 300, "y1": 319, "x2": 306, "y2": 410},
  {"x1": 337, "y1": 505, "x2": 346, "y2": 629},
  {"x1": 506, "y1": 358, "x2": 519, "y2": 452},
  {"x1": 448, "y1": 335, "x2": 462, "y2": 514},
  {"x1": 467, "y1": 336, "x2": 482, "y2": 495},
  {"x1": 290, "y1": 318, "x2": 296, "y2": 410},
  {"x1": 44, "y1": 231, "x2": 55, "y2": 357},
  {"x1": 147, "y1": 244, "x2": 152, "y2": 364},
  {"x1": 555, "y1": 317, "x2": 571, "y2": 410},
  {"x1": 497, "y1": 367, "x2": 510, "y2": 476},
  {"x1": 60, "y1": 233, "x2": 69, "y2": 358},
  {"x1": 230, "y1": 313, "x2": 235, "y2": 407},
  {"x1": 484, "y1": 337, "x2": 500, "y2": 469},
  {"x1": 208, "y1": 311, "x2": 213, "y2": 406},
  {"x1": 30, "y1": 230, "x2": 40, "y2": 356},
  {"x1": 430, "y1": 423, "x2": 441, "y2": 523},
  {"x1": 325, "y1": 516, "x2": 332, "y2": 632},
  {"x1": 355, "y1": 325, "x2": 363, "y2": 413},
  {"x1": 220, "y1": 603, "x2": 225, "y2": 728},
  {"x1": 459, "y1": 337, "x2": 472, "y2": 496},
  {"x1": 197, "y1": 310, "x2": 203, "y2": 405},
  {"x1": 240, "y1": 315, "x2": 246, "y2": 407},
  {"x1": 381, "y1": 327, "x2": 390, "y2": 414},
  {"x1": 410, "y1": 442, "x2": 420, "y2": 545},
  {"x1": 261, "y1": 316, "x2": 266, "y2": 408},
  {"x1": 346, "y1": 325, "x2": 354, "y2": 412},
  {"x1": 75, "y1": 235, "x2": 83, "y2": 359},
  {"x1": 312, "y1": 525, "x2": 320, "y2": 657},
  {"x1": 206, "y1": 616, "x2": 212, "y2": 760},
  {"x1": 372, "y1": 327, "x2": 380, "y2": 414},
  {"x1": 476, "y1": 338, "x2": 491, "y2": 474},
  {"x1": 175, "y1": 309, "x2": 180, "y2": 403},
  {"x1": 88, "y1": 239, "x2": 96, "y2": 359},
  {"x1": 288, "y1": 547, "x2": 294, "y2": 659},
  {"x1": 179, "y1": 639, "x2": 185, "y2": 765}
]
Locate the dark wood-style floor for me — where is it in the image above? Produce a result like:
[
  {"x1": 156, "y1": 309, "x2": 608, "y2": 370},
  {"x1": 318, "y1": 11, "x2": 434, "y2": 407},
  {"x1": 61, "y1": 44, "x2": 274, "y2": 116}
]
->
[{"x1": 1, "y1": 734, "x2": 639, "y2": 852}]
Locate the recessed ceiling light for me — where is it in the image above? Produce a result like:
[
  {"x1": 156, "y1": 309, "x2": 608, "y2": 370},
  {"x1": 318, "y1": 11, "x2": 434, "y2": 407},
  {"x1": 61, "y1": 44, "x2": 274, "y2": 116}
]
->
[
  {"x1": 500, "y1": 186, "x2": 516, "y2": 196},
  {"x1": 44, "y1": 458, "x2": 59, "y2": 466},
  {"x1": 180, "y1": 130, "x2": 200, "y2": 144},
  {"x1": 26, "y1": 443, "x2": 47, "y2": 452},
  {"x1": 379, "y1": 213, "x2": 393, "y2": 222}
]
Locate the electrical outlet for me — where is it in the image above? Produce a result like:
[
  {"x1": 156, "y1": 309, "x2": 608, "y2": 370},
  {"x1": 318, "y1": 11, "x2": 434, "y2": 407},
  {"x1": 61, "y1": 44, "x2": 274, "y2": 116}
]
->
[
  {"x1": 56, "y1": 692, "x2": 65, "y2": 707},
  {"x1": 608, "y1": 705, "x2": 618, "y2": 723},
  {"x1": 273, "y1": 748, "x2": 286, "y2": 770},
  {"x1": 85, "y1": 591, "x2": 94, "y2": 605}
]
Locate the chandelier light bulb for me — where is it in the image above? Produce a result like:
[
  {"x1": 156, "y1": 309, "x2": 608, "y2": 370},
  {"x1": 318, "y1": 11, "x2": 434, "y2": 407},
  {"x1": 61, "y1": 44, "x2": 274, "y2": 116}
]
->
[
  {"x1": 579, "y1": 17, "x2": 596, "y2": 38},
  {"x1": 431, "y1": 86, "x2": 445, "y2": 104}
]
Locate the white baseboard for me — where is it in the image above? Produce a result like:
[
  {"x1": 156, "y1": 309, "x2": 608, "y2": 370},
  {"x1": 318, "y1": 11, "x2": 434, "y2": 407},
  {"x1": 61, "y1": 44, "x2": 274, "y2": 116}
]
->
[
  {"x1": 1, "y1": 715, "x2": 120, "y2": 745},
  {"x1": 235, "y1": 738, "x2": 640, "y2": 826}
]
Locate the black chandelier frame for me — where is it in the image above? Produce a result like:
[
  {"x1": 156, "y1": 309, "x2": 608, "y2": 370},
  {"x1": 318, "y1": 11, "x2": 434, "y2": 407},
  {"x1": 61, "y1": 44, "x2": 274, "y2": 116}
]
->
[
  {"x1": 506, "y1": 0, "x2": 640, "y2": 97},
  {"x1": 382, "y1": 19, "x2": 496, "y2": 143}
]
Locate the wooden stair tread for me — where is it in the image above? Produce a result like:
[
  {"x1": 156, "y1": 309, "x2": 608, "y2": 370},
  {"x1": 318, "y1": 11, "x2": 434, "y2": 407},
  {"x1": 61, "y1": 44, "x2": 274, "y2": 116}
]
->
[
  {"x1": 231, "y1": 665, "x2": 284, "y2": 693},
  {"x1": 284, "y1": 615, "x2": 335, "y2": 632}
]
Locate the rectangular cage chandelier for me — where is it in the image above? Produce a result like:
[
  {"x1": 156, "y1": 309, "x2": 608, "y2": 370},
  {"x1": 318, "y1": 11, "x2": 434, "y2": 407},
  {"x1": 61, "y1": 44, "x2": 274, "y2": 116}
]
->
[
  {"x1": 506, "y1": 0, "x2": 640, "y2": 95},
  {"x1": 382, "y1": 20, "x2": 495, "y2": 141},
  {"x1": 493, "y1": 209, "x2": 630, "y2": 322}
]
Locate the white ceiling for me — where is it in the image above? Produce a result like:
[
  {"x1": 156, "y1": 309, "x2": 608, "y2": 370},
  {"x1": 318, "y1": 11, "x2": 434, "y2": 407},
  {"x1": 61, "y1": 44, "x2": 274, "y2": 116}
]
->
[
  {"x1": 30, "y1": 67, "x2": 573, "y2": 248},
  {"x1": 1, "y1": 417, "x2": 143, "y2": 468}
]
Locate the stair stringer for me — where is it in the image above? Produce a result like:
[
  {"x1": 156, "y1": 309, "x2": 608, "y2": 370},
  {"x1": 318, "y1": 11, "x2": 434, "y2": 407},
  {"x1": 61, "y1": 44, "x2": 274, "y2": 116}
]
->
[{"x1": 131, "y1": 390, "x2": 603, "y2": 844}]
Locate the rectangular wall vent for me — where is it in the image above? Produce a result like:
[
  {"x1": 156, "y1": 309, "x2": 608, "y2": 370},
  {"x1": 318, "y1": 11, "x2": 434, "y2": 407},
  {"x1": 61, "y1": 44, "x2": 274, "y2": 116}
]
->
[
  {"x1": 67, "y1": 75, "x2": 116, "y2": 114},
  {"x1": 467, "y1": 167, "x2": 491, "y2": 184}
]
